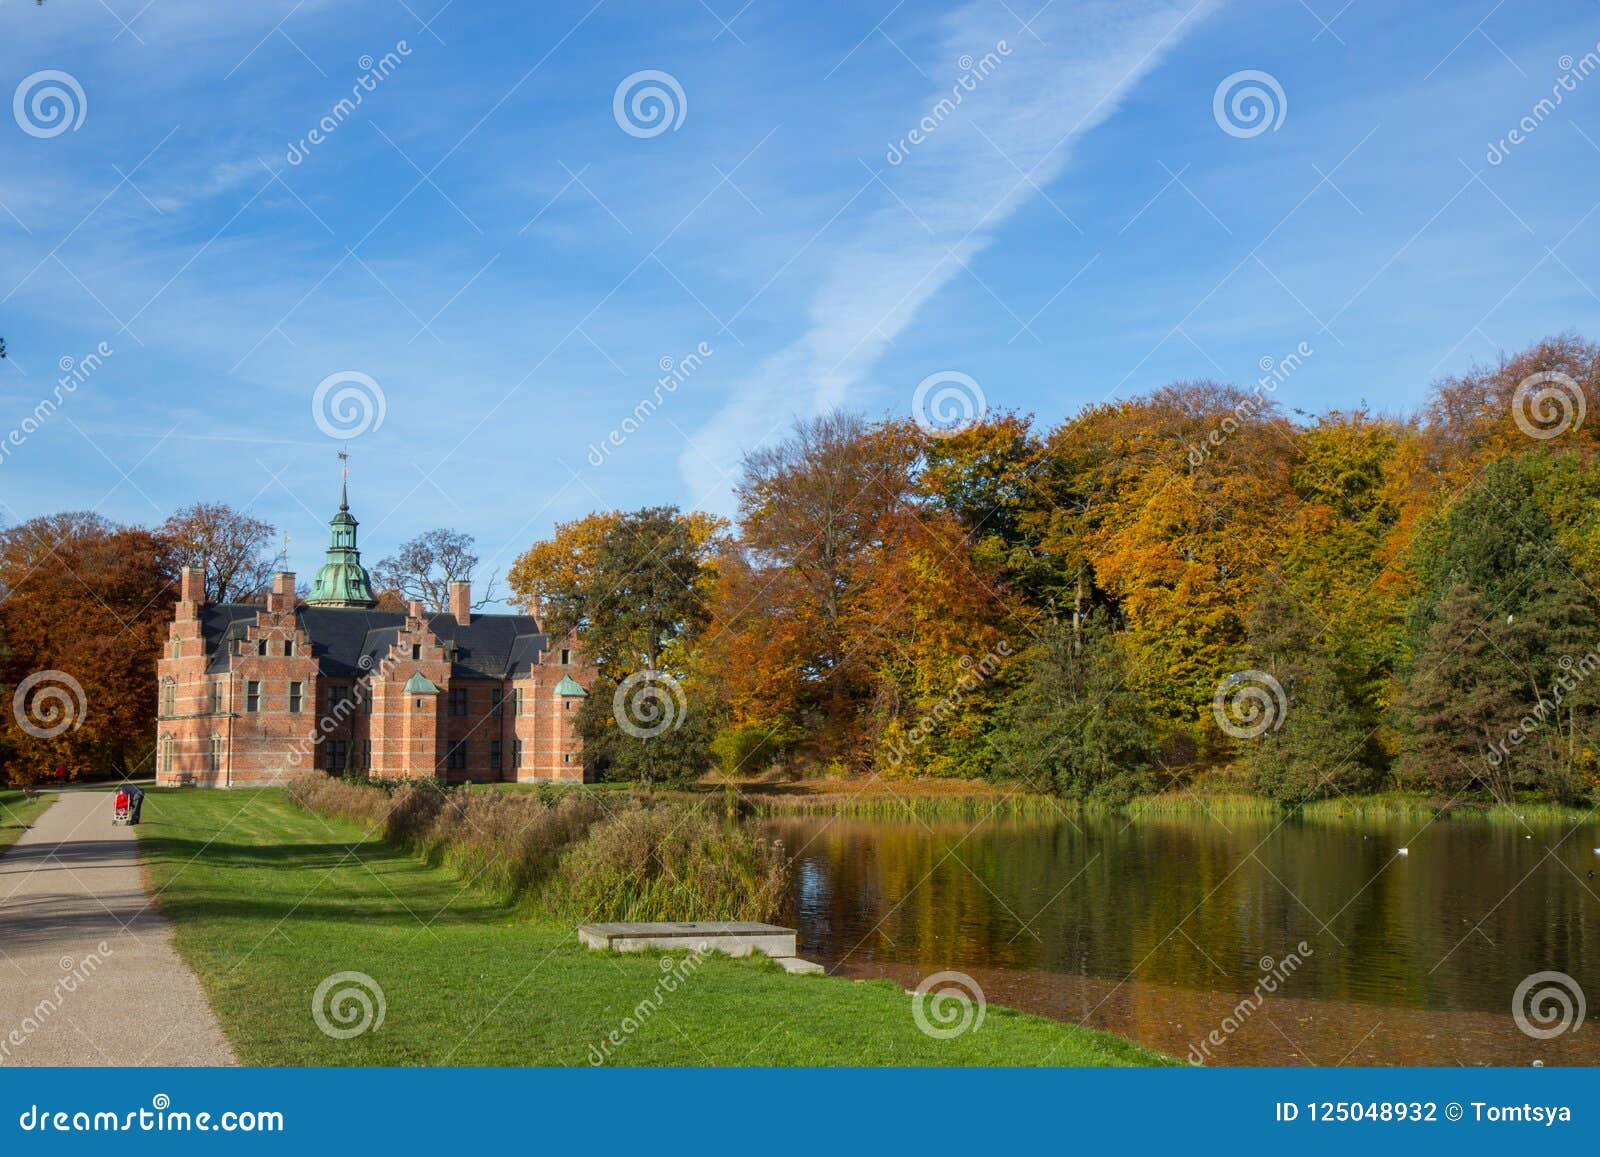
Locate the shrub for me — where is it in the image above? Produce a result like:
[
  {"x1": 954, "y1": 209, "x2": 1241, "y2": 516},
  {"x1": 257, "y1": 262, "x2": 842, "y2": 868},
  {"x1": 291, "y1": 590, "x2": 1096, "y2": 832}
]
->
[{"x1": 544, "y1": 804, "x2": 790, "y2": 923}]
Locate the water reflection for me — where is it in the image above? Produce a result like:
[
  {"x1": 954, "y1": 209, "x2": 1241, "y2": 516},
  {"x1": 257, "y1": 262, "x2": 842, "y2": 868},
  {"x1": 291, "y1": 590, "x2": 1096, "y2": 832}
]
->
[{"x1": 768, "y1": 812, "x2": 1600, "y2": 1065}]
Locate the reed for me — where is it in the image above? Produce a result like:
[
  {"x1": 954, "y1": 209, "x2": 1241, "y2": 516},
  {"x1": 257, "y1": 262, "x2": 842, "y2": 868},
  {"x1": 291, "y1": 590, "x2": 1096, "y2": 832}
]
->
[{"x1": 288, "y1": 776, "x2": 790, "y2": 918}]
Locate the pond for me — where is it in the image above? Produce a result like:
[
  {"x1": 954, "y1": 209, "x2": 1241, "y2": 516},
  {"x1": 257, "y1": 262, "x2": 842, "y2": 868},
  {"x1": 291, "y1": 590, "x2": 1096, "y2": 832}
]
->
[{"x1": 767, "y1": 810, "x2": 1600, "y2": 1065}]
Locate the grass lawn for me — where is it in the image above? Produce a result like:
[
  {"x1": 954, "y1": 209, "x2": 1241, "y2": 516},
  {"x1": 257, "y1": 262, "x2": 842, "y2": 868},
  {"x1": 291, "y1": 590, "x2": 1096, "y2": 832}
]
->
[
  {"x1": 135, "y1": 787, "x2": 1171, "y2": 1067},
  {"x1": 0, "y1": 789, "x2": 54, "y2": 854}
]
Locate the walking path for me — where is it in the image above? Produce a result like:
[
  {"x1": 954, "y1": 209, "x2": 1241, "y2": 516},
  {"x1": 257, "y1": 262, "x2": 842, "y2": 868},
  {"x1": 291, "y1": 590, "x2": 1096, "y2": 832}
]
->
[{"x1": 0, "y1": 790, "x2": 236, "y2": 1066}]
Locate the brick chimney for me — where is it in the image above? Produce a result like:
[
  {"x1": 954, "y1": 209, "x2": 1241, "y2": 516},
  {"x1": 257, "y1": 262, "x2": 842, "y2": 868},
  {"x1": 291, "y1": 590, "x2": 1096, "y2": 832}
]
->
[
  {"x1": 449, "y1": 580, "x2": 471, "y2": 626},
  {"x1": 268, "y1": 571, "x2": 296, "y2": 614},
  {"x1": 178, "y1": 564, "x2": 205, "y2": 620},
  {"x1": 407, "y1": 599, "x2": 425, "y2": 623}
]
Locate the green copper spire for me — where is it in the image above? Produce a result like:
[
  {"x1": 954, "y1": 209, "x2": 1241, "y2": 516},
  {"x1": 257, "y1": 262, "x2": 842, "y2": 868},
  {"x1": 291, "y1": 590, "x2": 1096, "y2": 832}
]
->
[{"x1": 308, "y1": 451, "x2": 378, "y2": 609}]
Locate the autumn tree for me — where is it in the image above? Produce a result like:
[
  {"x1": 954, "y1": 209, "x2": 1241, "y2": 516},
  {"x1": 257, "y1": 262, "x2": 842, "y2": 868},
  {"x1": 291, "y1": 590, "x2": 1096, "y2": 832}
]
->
[
  {"x1": 0, "y1": 515, "x2": 176, "y2": 784},
  {"x1": 512, "y1": 507, "x2": 723, "y2": 783}
]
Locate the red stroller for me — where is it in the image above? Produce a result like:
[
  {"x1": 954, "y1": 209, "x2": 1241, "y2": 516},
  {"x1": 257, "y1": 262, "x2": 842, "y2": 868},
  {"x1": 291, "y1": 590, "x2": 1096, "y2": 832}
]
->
[{"x1": 113, "y1": 790, "x2": 131, "y2": 826}]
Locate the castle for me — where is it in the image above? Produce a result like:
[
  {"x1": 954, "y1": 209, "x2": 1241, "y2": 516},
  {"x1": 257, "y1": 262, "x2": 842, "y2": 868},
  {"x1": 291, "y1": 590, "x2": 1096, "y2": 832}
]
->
[{"x1": 155, "y1": 473, "x2": 590, "y2": 787}]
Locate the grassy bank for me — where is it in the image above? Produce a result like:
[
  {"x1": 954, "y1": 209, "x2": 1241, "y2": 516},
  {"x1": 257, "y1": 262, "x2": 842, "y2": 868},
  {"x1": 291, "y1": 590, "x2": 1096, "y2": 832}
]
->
[
  {"x1": 135, "y1": 788, "x2": 1171, "y2": 1066},
  {"x1": 0, "y1": 789, "x2": 53, "y2": 853}
]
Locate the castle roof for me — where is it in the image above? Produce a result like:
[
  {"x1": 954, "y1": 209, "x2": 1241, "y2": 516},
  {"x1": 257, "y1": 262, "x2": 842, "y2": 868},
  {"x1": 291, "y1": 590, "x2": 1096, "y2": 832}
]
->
[{"x1": 199, "y1": 604, "x2": 550, "y2": 681}]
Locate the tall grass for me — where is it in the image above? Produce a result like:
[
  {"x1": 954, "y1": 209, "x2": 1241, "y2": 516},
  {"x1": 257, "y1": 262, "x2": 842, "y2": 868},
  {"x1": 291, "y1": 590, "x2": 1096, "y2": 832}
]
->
[
  {"x1": 545, "y1": 806, "x2": 790, "y2": 923},
  {"x1": 288, "y1": 776, "x2": 791, "y2": 921}
]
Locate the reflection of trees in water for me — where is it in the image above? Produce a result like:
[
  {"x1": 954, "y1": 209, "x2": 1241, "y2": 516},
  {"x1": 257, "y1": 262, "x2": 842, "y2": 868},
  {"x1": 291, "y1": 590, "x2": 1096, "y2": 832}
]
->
[{"x1": 770, "y1": 814, "x2": 1600, "y2": 1016}]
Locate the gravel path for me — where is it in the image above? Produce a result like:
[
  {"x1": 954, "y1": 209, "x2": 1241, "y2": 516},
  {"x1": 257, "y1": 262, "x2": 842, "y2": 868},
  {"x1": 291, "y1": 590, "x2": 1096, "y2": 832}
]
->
[{"x1": 0, "y1": 790, "x2": 236, "y2": 1066}]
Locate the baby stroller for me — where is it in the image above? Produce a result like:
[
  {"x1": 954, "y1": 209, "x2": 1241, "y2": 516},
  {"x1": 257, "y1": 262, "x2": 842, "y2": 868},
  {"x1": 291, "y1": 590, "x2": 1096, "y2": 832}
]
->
[{"x1": 113, "y1": 790, "x2": 131, "y2": 825}]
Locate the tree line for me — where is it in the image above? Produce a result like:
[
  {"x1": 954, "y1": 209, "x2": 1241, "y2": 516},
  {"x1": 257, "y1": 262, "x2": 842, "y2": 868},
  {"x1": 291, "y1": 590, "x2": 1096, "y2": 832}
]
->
[{"x1": 514, "y1": 334, "x2": 1600, "y2": 807}]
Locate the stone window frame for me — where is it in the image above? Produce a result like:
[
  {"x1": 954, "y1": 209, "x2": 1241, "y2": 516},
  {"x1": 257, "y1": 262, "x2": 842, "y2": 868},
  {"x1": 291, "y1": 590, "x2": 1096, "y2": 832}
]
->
[
  {"x1": 245, "y1": 680, "x2": 261, "y2": 712},
  {"x1": 210, "y1": 680, "x2": 224, "y2": 715},
  {"x1": 208, "y1": 734, "x2": 223, "y2": 772},
  {"x1": 160, "y1": 677, "x2": 176, "y2": 717},
  {"x1": 448, "y1": 685, "x2": 469, "y2": 717},
  {"x1": 512, "y1": 738, "x2": 523, "y2": 768},
  {"x1": 445, "y1": 740, "x2": 468, "y2": 771},
  {"x1": 489, "y1": 739, "x2": 502, "y2": 772},
  {"x1": 288, "y1": 681, "x2": 304, "y2": 714},
  {"x1": 160, "y1": 734, "x2": 174, "y2": 773}
]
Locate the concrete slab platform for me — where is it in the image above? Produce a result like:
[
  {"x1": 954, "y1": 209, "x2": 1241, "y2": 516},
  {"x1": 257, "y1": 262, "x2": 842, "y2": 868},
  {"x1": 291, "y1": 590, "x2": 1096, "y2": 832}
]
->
[
  {"x1": 776, "y1": 955, "x2": 825, "y2": 975},
  {"x1": 578, "y1": 921, "x2": 796, "y2": 958}
]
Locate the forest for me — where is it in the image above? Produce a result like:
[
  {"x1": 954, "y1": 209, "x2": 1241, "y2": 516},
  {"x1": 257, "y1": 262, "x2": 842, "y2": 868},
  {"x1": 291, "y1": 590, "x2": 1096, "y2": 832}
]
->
[{"x1": 5, "y1": 334, "x2": 1600, "y2": 808}]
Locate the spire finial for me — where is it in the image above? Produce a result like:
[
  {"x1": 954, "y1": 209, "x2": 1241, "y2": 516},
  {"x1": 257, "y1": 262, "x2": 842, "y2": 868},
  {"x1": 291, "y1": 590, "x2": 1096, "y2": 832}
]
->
[{"x1": 338, "y1": 444, "x2": 350, "y2": 511}]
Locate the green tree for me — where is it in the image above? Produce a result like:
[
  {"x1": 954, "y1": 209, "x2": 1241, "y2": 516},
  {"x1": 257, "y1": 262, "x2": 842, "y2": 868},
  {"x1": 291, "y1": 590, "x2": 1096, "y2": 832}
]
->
[{"x1": 991, "y1": 617, "x2": 1156, "y2": 803}]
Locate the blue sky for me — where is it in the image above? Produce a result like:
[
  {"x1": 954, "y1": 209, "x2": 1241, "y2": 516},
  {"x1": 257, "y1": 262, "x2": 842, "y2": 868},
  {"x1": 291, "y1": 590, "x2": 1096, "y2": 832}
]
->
[{"x1": 3, "y1": 0, "x2": 1599, "y2": 596}]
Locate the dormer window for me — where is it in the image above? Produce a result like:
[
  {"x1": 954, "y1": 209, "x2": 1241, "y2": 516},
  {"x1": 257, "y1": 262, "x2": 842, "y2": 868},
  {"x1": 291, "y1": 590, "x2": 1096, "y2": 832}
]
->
[
  {"x1": 284, "y1": 640, "x2": 294, "y2": 657},
  {"x1": 412, "y1": 643, "x2": 422, "y2": 660},
  {"x1": 256, "y1": 639, "x2": 268, "y2": 656},
  {"x1": 560, "y1": 648, "x2": 571, "y2": 665}
]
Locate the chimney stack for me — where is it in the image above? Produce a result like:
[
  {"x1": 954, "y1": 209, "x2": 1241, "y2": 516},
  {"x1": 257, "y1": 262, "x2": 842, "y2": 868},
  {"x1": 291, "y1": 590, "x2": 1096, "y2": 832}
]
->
[
  {"x1": 268, "y1": 571, "x2": 296, "y2": 613},
  {"x1": 178, "y1": 564, "x2": 205, "y2": 620},
  {"x1": 449, "y1": 580, "x2": 471, "y2": 626},
  {"x1": 407, "y1": 599, "x2": 425, "y2": 622}
]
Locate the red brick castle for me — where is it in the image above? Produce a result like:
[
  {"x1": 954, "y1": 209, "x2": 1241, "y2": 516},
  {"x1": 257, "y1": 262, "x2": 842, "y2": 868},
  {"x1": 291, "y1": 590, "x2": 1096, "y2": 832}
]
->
[{"x1": 155, "y1": 474, "x2": 590, "y2": 787}]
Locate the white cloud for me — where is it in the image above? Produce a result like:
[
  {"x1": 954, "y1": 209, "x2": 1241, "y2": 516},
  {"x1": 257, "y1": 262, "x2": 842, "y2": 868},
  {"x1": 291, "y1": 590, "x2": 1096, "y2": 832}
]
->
[{"x1": 681, "y1": 0, "x2": 1219, "y2": 507}]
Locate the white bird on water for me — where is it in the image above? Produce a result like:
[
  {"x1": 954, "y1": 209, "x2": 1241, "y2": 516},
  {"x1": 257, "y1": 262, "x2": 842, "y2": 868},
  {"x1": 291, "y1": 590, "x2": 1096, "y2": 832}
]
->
[{"x1": 1397, "y1": 847, "x2": 1410, "y2": 856}]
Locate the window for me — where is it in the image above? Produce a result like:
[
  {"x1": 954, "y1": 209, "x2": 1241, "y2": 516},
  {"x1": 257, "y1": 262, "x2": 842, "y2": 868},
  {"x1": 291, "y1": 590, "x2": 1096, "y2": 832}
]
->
[
  {"x1": 446, "y1": 741, "x2": 468, "y2": 771},
  {"x1": 360, "y1": 740, "x2": 372, "y2": 769},
  {"x1": 289, "y1": 682, "x2": 303, "y2": 713},
  {"x1": 560, "y1": 648, "x2": 571, "y2": 665},
  {"x1": 160, "y1": 678, "x2": 176, "y2": 717},
  {"x1": 324, "y1": 740, "x2": 348, "y2": 772},
  {"x1": 160, "y1": 734, "x2": 174, "y2": 774},
  {"x1": 210, "y1": 681, "x2": 223, "y2": 714},
  {"x1": 511, "y1": 688, "x2": 523, "y2": 717},
  {"x1": 562, "y1": 753, "x2": 571, "y2": 764},
  {"x1": 284, "y1": 640, "x2": 295, "y2": 657},
  {"x1": 208, "y1": 735, "x2": 223, "y2": 772},
  {"x1": 512, "y1": 739, "x2": 523, "y2": 769},
  {"x1": 564, "y1": 700, "x2": 572, "y2": 711},
  {"x1": 414, "y1": 698, "x2": 425, "y2": 711},
  {"x1": 449, "y1": 686, "x2": 468, "y2": 717},
  {"x1": 489, "y1": 740, "x2": 502, "y2": 772},
  {"x1": 256, "y1": 639, "x2": 268, "y2": 656},
  {"x1": 246, "y1": 680, "x2": 260, "y2": 712},
  {"x1": 490, "y1": 687, "x2": 504, "y2": 717},
  {"x1": 411, "y1": 643, "x2": 422, "y2": 660}
]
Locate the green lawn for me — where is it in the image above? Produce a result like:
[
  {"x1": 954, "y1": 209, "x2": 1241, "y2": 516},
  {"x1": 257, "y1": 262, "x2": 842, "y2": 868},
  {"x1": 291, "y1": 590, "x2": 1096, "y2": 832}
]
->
[
  {"x1": 136, "y1": 788, "x2": 1171, "y2": 1067},
  {"x1": 0, "y1": 789, "x2": 53, "y2": 854}
]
